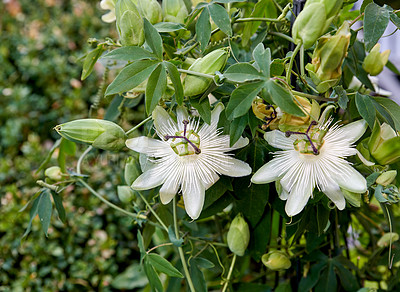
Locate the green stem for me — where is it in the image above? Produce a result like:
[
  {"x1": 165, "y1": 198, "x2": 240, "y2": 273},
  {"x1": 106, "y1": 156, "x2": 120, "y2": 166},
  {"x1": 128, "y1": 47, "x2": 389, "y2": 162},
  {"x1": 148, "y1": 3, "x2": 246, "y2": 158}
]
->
[
  {"x1": 291, "y1": 90, "x2": 336, "y2": 102},
  {"x1": 125, "y1": 116, "x2": 152, "y2": 136},
  {"x1": 234, "y1": 17, "x2": 282, "y2": 23},
  {"x1": 77, "y1": 146, "x2": 93, "y2": 175},
  {"x1": 78, "y1": 178, "x2": 147, "y2": 221},
  {"x1": 222, "y1": 254, "x2": 237, "y2": 292},
  {"x1": 36, "y1": 180, "x2": 59, "y2": 192},
  {"x1": 173, "y1": 197, "x2": 196, "y2": 292},
  {"x1": 268, "y1": 31, "x2": 294, "y2": 43},
  {"x1": 300, "y1": 44, "x2": 305, "y2": 77},
  {"x1": 137, "y1": 192, "x2": 168, "y2": 232},
  {"x1": 286, "y1": 42, "x2": 302, "y2": 84},
  {"x1": 178, "y1": 69, "x2": 214, "y2": 79}
]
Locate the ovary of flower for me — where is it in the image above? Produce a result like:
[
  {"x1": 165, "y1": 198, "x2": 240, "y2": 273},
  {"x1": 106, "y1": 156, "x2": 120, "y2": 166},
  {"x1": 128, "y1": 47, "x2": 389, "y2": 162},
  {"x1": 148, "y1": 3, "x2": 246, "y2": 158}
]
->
[
  {"x1": 100, "y1": 0, "x2": 116, "y2": 23},
  {"x1": 251, "y1": 119, "x2": 368, "y2": 217},
  {"x1": 126, "y1": 104, "x2": 252, "y2": 220}
]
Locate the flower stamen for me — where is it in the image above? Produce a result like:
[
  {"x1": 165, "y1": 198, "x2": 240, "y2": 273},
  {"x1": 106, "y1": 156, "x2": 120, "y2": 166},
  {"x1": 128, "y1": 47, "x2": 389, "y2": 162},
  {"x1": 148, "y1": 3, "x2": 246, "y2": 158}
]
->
[
  {"x1": 165, "y1": 120, "x2": 201, "y2": 155},
  {"x1": 285, "y1": 121, "x2": 320, "y2": 155}
]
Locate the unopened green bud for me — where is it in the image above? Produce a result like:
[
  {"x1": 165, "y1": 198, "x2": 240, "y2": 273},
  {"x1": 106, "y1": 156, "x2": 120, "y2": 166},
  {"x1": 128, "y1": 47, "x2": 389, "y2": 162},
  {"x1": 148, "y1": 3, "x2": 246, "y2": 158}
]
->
[
  {"x1": 304, "y1": 0, "x2": 343, "y2": 19},
  {"x1": 377, "y1": 232, "x2": 399, "y2": 247},
  {"x1": 117, "y1": 185, "x2": 135, "y2": 203},
  {"x1": 45, "y1": 166, "x2": 63, "y2": 181},
  {"x1": 162, "y1": 0, "x2": 188, "y2": 24},
  {"x1": 55, "y1": 119, "x2": 127, "y2": 152},
  {"x1": 227, "y1": 213, "x2": 250, "y2": 256},
  {"x1": 362, "y1": 44, "x2": 390, "y2": 76},
  {"x1": 115, "y1": 0, "x2": 144, "y2": 46},
  {"x1": 292, "y1": 3, "x2": 326, "y2": 49},
  {"x1": 183, "y1": 49, "x2": 228, "y2": 97},
  {"x1": 261, "y1": 251, "x2": 291, "y2": 270},
  {"x1": 124, "y1": 157, "x2": 141, "y2": 185},
  {"x1": 376, "y1": 170, "x2": 397, "y2": 186},
  {"x1": 369, "y1": 122, "x2": 400, "y2": 165},
  {"x1": 136, "y1": 0, "x2": 162, "y2": 24}
]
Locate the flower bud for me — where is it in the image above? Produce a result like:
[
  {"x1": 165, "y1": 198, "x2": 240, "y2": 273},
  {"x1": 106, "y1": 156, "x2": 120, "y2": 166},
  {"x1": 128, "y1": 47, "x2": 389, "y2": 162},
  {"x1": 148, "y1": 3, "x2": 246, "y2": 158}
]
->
[
  {"x1": 137, "y1": 0, "x2": 162, "y2": 24},
  {"x1": 377, "y1": 232, "x2": 399, "y2": 247},
  {"x1": 183, "y1": 49, "x2": 228, "y2": 97},
  {"x1": 362, "y1": 44, "x2": 390, "y2": 76},
  {"x1": 124, "y1": 157, "x2": 141, "y2": 185},
  {"x1": 261, "y1": 251, "x2": 291, "y2": 270},
  {"x1": 45, "y1": 166, "x2": 63, "y2": 181},
  {"x1": 115, "y1": 0, "x2": 145, "y2": 46},
  {"x1": 369, "y1": 122, "x2": 400, "y2": 165},
  {"x1": 306, "y1": 22, "x2": 350, "y2": 92},
  {"x1": 55, "y1": 119, "x2": 127, "y2": 152},
  {"x1": 227, "y1": 213, "x2": 250, "y2": 256},
  {"x1": 304, "y1": 0, "x2": 343, "y2": 19},
  {"x1": 162, "y1": 0, "x2": 188, "y2": 24},
  {"x1": 117, "y1": 185, "x2": 136, "y2": 203},
  {"x1": 100, "y1": 0, "x2": 117, "y2": 23},
  {"x1": 376, "y1": 170, "x2": 397, "y2": 187}
]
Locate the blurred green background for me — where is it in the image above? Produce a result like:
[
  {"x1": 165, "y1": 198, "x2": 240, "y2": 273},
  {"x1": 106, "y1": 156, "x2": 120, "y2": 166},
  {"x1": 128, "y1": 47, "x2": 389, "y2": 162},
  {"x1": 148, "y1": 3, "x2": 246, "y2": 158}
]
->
[{"x1": 0, "y1": 0, "x2": 146, "y2": 290}]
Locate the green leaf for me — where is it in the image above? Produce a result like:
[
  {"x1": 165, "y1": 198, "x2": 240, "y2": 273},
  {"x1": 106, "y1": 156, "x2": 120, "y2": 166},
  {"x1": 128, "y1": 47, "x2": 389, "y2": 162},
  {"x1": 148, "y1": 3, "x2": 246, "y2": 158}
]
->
[
  {"x1": 22, "y1": 194, "x2": 40, "y2": 239},
  {"x1": 58, "y1": 138, "x2": 76, "y2": 172},
  {"x1": 147, "y1": 254, "x2": 184, "y2": 278},
  {"x1": 189, "y1": 259, "x2": 207, "y2": 292},
  {"x1": 36, "y1": 139, "x2": 62, "y2": 174},
  {"x1": 333, "y1": 259, "x2": 360, "y2": 291},
  {"x1": 223, "y1": 63, "x2": 264, "y2": 83},
  {"x1": 167, "y1": 226, "x2": 183, "y2": 247},
  {"x1": 111, "y1": 263, "x2": 148, "y2": 290},
  {"x1": 164, "y1": 62, "x2": 183, "y2": 105},
  {"x1": 214, "y1": 0, "x2": 246, "y2": 2},
  {"x1": 333, "y1": 86, "x2": 348, "y2": 110},
  {"x1": 252, "y1": 44, "x2": 270, "y2": 78},
  {"x1": 38, "y1": 190, "x2": 53, "y2": 237},
  {"x1": 373, "y1": 96, "x2": 400, "y2": 131},
  {"x1": 203, "y1": 176, "x2": 232, "y2": 210},
  {"x1": 390, "y1": 11, "x2": 400, "y2": 30},
  {"x1": 144, "y1": 18, "x2": 163, "y2": 59},
  {"x1": 386, "y1": 60, "x2": 400, "y2": 75},
  {"x1": 364, "y1": 3, "x2": 390, "y2": 51},
  {"x1": 196, "y1": 8, "x2": 211, "y2": 52},
  {"x1": 355, "y1": 93, "x2": 376, "y2": 129},
  {"x1": 360, "y1": 0, "x2": 373, "y2": 13},
  {"x1": 143, "y1": 257, "x2": 163, "y2": 292},
  {"x1": 154, "y1": 22, "x2": 186, "y2": 32},
  {"x1": 299, "y1": 261, "x2": 327, "y2": 291},
  {"x1": 191, "y1": 98, "x2": 211, "y2": 124},
  {"x1": 226, "y1": 81, "x2": 264, "y2": 120},
  {"x1": 192, "y1": 257, "x2": 215, "y2": 269},
  {"x1": 51, "y1": 192, "x2": 66, "y2": 223},
  {"x1": 102, "y1": 46, "x2": 155, "y2": 61},
  {"x1": 145, "y1": 63, "x2": 167, "y2": 114},
  {"x1": 105, "y1": 59, "x2": 159, "y2": 96},
  {"x1": 315, "y1": 260, "x2": 337, "y2": 292},
  {"x1": 270, "y1": 59, "x2": 285, "y2": 77},
  {"x1": 208, "y1": 3, "x2": 232, "y2": 36},
  {"x1": 81, "y1": 45, "x2": 105, "y2": 80},
  {"x1": 137, "y1": 230, "x2": 146, "y2": 257},
  {"x1": 105, "y1": 95, "x2": 124, "y2": 121},
  {"x1": 264, "y1": 80, "x2": 305, "y2": 117},
  {"x1": 249, "y1": 207, "x2": 271, "y2": 260},
  {"x1": 371, "y1": 99, "x2": 396, "y2": 130},
  {"x1": 229, "y1": 113, "x2": 248, "y2": 146}
]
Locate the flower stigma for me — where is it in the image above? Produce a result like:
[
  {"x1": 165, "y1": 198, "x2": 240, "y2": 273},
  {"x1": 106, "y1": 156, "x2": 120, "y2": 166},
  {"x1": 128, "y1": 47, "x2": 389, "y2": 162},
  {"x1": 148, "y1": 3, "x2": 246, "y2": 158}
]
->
[
  {"x1": 285, "y1": 121, "x2": 327, "y2": 155},
  {"x1": 164, "y1": 120, "x2": 201, "y2": 156}
]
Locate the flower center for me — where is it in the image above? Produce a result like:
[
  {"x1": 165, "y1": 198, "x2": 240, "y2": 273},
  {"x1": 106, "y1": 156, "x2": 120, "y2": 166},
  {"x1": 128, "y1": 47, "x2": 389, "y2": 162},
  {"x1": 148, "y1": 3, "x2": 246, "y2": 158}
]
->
[
  {"x1": 285, "y1": 121, "x2": 327, "y2": 155},
  {"x1": 164, "y1": 120, "x2": 201, "y2": 156}
]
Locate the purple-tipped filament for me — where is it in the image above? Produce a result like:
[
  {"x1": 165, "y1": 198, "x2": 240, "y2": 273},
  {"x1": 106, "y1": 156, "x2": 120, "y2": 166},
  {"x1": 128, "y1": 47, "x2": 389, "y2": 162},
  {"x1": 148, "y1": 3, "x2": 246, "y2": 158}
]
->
[
  {"x1": 285, "y1": 121, "x2": 320, "y2": 155},
  {"x1": 165, "y1": 120, "x2": 201, "y2": 155}
]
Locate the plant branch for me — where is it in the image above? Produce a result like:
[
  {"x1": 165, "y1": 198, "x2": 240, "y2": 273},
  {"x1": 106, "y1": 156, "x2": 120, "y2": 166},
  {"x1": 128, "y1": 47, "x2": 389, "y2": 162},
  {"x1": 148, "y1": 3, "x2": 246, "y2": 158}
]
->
[
  {"x1": 234, "y1": 17, "x2": 282, "y2": 23},
  {"x1": 178, "y1": 69, "x2": 214, "y2": 79},
  {"x1": 125, "y1": 116, "x2": 152, "y2": 136},
  {"x1": 77, "y1": 146, "x2": 93, "y2": 175},
  {"x1": 137, "y1": 191, "x2": 168, "y2": 232},
  {"x1": 222, "y1": 254, "x2": 237, "y2": 292},
  {"x1": 291, "y1": 90, "x2": 337, "y2": 102},
  {"x1": 286, "y1": 42, "x2": 302, "y2": 84},
  {"x1": 268, "y1": 31, "x2": 294, "y2": 43}
]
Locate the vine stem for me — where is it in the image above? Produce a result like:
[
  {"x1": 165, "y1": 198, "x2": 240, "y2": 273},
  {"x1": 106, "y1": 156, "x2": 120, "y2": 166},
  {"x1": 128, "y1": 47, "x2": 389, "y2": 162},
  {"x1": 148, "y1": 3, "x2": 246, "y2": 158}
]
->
[
  {"x1": 77, "y1": 146, "x2": 93, "y2": 175},
  {"x1": 268, "y1": 31, "x2": 294, "y2": 43},
  {"x1": 234, "y1": 17, "x2": 282, "y2": 23},
  {"x1": 286, "y1": 42, "x2": 302, "y2": 84},
  {"x1": 221, "y1": 254, "x2": 237, "y2": 292},
  {"x1": 137, "y1": 192, "x2": 168, "y2": 232},
  {"x1": 178, "y1": 69, "x2": 214, "y2": 79},
  {"x1": 173, "y1": 197, "x2": 196, "y2": 292},
  {"x1": 291, "y1": 90, "x2": 337, "y2": 102},
  {"x1": 77, "y1": 178, "x2": 147, "y2": 221},
  {"x1": 126, "y1": 116, "x2": 152, "y2": 136}
]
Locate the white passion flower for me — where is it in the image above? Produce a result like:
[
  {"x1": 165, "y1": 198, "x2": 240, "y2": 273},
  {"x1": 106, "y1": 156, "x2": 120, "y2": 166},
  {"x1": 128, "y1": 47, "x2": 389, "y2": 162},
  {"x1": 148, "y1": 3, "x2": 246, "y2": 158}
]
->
[
  {"x1": 126, "y1": 104, "x2": 252, "y2": 220},
  {"x1": 100, "y1": 0, "x2": 116, "y2": 23},
  {"x1": 251, "y1": 119, "x2": 368, "y2": 217}
]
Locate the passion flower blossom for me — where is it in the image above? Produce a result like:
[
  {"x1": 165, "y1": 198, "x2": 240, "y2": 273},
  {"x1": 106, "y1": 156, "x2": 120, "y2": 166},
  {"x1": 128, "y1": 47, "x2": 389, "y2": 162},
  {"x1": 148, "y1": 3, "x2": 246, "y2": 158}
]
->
[
  {"x1": 126, "y1": 104, "x2": 252, "y2": 219},
  {"x1": 251, "y1": 119, "x2": 368, "y2": 216}
]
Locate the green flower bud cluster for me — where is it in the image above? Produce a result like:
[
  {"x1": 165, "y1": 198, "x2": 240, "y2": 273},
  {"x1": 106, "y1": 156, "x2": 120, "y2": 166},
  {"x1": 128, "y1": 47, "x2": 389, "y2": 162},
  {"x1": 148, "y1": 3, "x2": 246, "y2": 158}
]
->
[
  {"x1": 45, "y1": 166, "x2": 63, "y2": 181},
  {"x1": 292, "y1": 0, "x2": 343, "y2": 49},
  {"x1": 55, "y1": 119, "x2": 127, "y2": 152},
  {"x1": 162, "y1": 0, "x2": 188, "y2": 24},
  {"x1": 183, "y1": 49, "x2": 229, "y2": 97},
  {"x1": 369, "y1": 122, "x2": 400, "y2": 165},
  {"x1": 261, "y1": 251, "x2": 291, "y2": 270},
  {"x1": 306, "y1": 22, "x2": 350, "y2": 93},
  {"x1": 115, "y1": 0, "x2": 145, "y2": 46},
  {"x1": 362, "y1": 44, "x2": 390, "y2": 76},
  {"x1": 227, "y1": 213, "x2": 250, "y2": 256}
]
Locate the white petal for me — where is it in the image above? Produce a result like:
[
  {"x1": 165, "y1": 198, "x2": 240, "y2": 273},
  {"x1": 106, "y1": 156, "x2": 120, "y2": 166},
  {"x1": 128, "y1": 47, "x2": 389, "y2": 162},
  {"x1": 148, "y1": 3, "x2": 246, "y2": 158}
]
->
[
  {"x1": 285, "y1": 187, "x2": 311, "y2": 217},
  {"x1": 131, "y1": 168, "x2": 165, "y2": 191},
  {"x1": 251, "y1": 159, "x2": 282, "y2": 184},
  {"x1": 264, "y1": 130, "x2": 295, "y2": 150},
  {"x1": 219, "y1": 157, "x2": 252, "y2": 177},
  {"x1": 152, "y1": 106, "x2": 178, "y2": 136},
  {"x1": 340, "y1": 119, "x2": 367, "y2": 143},
  {"x1": 126, "y1": 136, "x2": 170, "y2": 156},
  {"x1": 159, "y1": 178, "x2": 180, "y2": 204},
  {"x1": 355, "y1": 149, "x2": 375, "y2": 166},
  {"x1": 279, "y1": 184, "x2": 289, "y2": 200},
  {"x1": 230, "y1": 136, "x2": 249, "y2": 150},
  {"x1": 204, "y1": 171, "x2": 220, "y2": 190},
  {"x1": 101, "y1": 12, "x2": 116, "y2": 23},
  {"x1": 333, "y1": 164, "x2": 367, "y2": 193},
  {"x1": 182, "y1": 180, "x2": 206, "y2": 220},
  {"x1": 199, "y1": 103, "x2": 223, "y2": 136},
  {"x1": 322, "y1": 183, "x2": 346, "y2": 210},
  {"x1": 176, "y1": 106, "x2": 189, "y2": 126}
]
